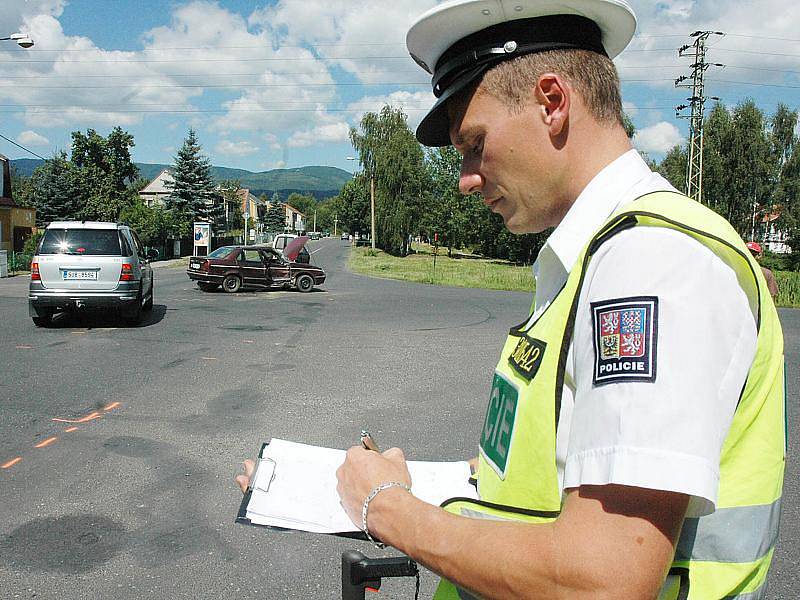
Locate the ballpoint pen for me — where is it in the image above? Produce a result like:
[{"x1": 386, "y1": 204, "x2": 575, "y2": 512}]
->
[{"x1": 360, "y1": 430, "x2": 380, "y2": 452}]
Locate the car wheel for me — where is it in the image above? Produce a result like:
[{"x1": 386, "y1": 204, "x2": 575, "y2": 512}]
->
[
  {"x1": 122, "y1": 292, "x2": 143, "y2": 326},
  {"x1": 296, "y1": 274, "x2": 314, "y2": 293},
  {"x1": 222, "y1": 275, "x2": 242, "y2": 293},
  {"x1": 31, "y1": 309, "x2": 53, "y2": 327},
  {"x1": 143, "y1": 282, "x2": 154, "y2": 311},
  {"x1": 198, "y1": 282, "x2": 218, "y2": 292}
]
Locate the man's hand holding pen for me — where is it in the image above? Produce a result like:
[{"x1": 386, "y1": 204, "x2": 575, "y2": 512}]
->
[{"x1": 336, "y1": 431, "x2": 413, "y2": 547}]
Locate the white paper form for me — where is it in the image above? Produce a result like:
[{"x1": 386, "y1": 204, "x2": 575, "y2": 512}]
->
[{"x1": 243, "y1": 438, "x2": 479, "y2": 534}]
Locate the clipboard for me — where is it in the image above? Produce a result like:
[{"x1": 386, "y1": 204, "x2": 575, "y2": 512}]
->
[{"x1": 235, "y1": 439, "x2": 478, "y2": 539}]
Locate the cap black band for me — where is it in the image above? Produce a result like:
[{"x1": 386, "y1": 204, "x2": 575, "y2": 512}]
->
[{"x1": 431, "y1": 14, "x2": 607, "y2": 99}]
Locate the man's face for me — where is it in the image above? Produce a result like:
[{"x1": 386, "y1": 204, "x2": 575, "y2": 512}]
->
[{"x1": 448, "y1": 86, "x2": 567, "y2": 234}]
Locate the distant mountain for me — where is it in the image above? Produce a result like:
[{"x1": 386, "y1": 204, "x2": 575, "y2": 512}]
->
[{"x1": 10, "y1": 159, "x2": 352, "y2": 200}]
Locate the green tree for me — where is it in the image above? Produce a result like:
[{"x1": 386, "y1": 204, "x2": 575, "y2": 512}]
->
[
  {"x1": 657, "y1": 145, "x2": 687, "y2": 192},
  {"x1": 336, "y1": 176, "x2": 369, "y2": 235},
  {"x1": 219, "y1": 180, "x2": 243, "y2": 233},
  {"x1": 119, "y1": 200, "x2": 177, "y2": 247},
  {"x1": 164, "y1": 129, "x2": 217, "y2": 236},
  {"x1": 70, "y1": 127, "x2": 139, "y2": 221},
  {"x1": 424, "y1": 146, "x2": 478, "y2": 256},
  {"x1": 262, "y1": 199, "x2": 286, "y2": 233},
  {"x1": 350, "y1": 105, "x2": 429, "y2": 255},
  {"x1": 10, "y1": 166, "x2": 33, "y2": 207},
  {"x1": 286, "y1": 192, "x2": 318, "y2": 230},
  {"x1": 29, "y1": 151, "x2": 81, "y2": 225}
]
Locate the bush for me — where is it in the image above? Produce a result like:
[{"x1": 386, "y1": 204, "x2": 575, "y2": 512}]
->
[
  {"x1": 23, "y1": 231, "x2": 43, "y2": 256},
  {"x1": 775, "y1": 270, "x2": 800, "y2": 308}
]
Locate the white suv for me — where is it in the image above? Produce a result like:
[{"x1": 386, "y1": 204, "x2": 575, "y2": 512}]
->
[{"x1": 28, "y1": 221, "x2": 156, "y2": 326}]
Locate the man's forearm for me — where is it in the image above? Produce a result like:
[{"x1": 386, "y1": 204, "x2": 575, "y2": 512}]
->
[{"x1": 366, "y1": 486, "x2": 684, "y2": 600}]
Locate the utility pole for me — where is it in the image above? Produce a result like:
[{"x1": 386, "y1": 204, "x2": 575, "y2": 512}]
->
[
  {"x1": 370, "y1": 175, "x2": 376, "y2": 250},
  {"x1": 675, "y1": 31, "x2": 724, "y2": 204}
]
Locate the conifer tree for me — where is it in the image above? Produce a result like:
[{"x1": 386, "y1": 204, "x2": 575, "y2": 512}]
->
[
  {"x1": 262, "y1": 198, "x2": 286, "y2": 233},
  {"x1": 165, "y1": 129, "x2": 218, "y2": 235},
  {"x1": 29, "y1": 151, "x2": 81, "y2": 225}
]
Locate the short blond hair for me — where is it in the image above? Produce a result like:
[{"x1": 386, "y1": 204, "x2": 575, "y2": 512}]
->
[{"x1": 479, "y1": 49, "x2": 624, "y2": 126}]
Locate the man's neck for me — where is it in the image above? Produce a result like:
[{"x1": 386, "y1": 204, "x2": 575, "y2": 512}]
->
[{"x1": 558, "y1": 117, "x2": 634, "y2": 209}]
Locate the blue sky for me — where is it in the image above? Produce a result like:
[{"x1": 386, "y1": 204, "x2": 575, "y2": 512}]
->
[{"x1": 1, "y1": 0, "x2": 799, "y2": 175}]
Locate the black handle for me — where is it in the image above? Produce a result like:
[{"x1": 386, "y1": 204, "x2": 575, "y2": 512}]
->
[{"x1": 342, "y1": 550, "x2": 419, "y2": 600}]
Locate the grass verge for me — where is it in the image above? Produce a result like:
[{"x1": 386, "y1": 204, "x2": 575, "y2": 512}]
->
[
  {"x1": 349, "y1": 245, "x2": 800, "y2": 308},
  {"x1": 349, "y1": 244, "x2": 535, "y2": 293}
]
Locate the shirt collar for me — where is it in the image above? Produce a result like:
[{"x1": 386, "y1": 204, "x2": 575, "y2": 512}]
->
[{"x1": 543, "y1": 149, "x2": 656, "y2": 274}]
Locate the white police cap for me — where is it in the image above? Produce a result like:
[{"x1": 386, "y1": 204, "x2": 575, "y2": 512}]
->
[{"x1": 407, "y1": 0, "x2": 637, "y2": 146}]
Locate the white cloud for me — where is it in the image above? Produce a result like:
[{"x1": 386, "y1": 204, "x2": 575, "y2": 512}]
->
[
  {"x1": 288, "y1": 121, "x2": 350, "y2": 148},
  {"x1": 347, "y1": 90, "x2": 435, "y2": 132},
  {"x1": 216, "y1": 139, "x2": 260, "y2": 156},
  {"x1": 633, "y1": 121, "x2": 684, "y2": 154},
  {"x1": 17, "y1": 130, "x2": 49, "y2": 147}
]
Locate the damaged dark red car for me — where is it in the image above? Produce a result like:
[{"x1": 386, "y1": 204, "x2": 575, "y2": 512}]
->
[{"x1": 186, "y1": 237, "x2": 325, "y2": 293}]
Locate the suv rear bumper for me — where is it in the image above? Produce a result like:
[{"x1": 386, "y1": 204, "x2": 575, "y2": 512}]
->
[{"x1": 28, "y1": 281, "x2": 141, "y2": 314}]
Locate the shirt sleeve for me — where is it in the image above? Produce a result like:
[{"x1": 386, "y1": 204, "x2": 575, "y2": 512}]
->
[{"x1": 564, "y1": 227, "x2": 758, "y2": 517}]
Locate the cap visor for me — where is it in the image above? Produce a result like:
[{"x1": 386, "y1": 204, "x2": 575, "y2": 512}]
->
[{"x1": 416, "y1": 63, "x2": 491, "y2": 147}]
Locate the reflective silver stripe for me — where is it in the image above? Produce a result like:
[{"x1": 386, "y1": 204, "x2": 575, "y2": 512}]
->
[
  {"x1": 459, "y1": 508, "x2": 517, "y2": 522},
  {"x1": 723, "y1": 581, "x2": 768, "y2": 599},
  {"x1": 676, "y1": 498, "x2": 781, "y2": 563}
]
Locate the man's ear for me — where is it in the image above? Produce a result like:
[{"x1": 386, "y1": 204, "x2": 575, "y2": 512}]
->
[{"x1": 534, "y1": 73, "x2": 570, "y2": 137}]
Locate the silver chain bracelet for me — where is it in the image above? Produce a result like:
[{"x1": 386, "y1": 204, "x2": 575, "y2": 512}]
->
[{"x1": 361, "y1": 481, "x2": 412, "y2": 549}]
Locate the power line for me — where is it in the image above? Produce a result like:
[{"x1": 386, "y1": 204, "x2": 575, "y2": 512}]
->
[
  {"x1": 0, "y1": 105, "x2": 679, "y2": 114},
  {"x1": 0, "y1": 132, "x2": 47, "y2": 160}
]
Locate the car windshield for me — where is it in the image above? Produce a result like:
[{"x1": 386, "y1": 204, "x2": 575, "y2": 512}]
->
[
  {"x1": 39, "y1": 229, "x2": 122, "y2": 256},
  {"x1": 208, "y1": 246, "x2": 238, "y2": 259}
]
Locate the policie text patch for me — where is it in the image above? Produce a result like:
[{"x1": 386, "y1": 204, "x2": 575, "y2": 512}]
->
[{"x1": 591, "y1": 296, "x2": 658, "y2": 386}]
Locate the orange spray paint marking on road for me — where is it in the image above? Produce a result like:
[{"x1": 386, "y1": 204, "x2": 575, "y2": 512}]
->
[
  {"x1": 2, "y1": 457, "x2": 22, "y2": 469},
  {"x1": 64, "y1": 427, "x2": 79, "y2": 433},
  {"x1": 34, "y1": 437, "x2": 58, "y2": 449},
  {"x1": 103, "y1": 402, "x2": 121, "y2": 411},
  {"x1": 52, "y1": 411, "x2": 102, "y2": 424}
]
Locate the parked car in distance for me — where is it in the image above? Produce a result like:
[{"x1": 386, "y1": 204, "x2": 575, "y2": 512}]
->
[
  {"x1": 186, "y1": 242, "x2": 325, "y2": 293},
  {"x1": 341, "y1": 232, "x2": 349, "y2": 240},
  {"x1": 28, "y1": 221, "x2": 156, "y2": 326}
]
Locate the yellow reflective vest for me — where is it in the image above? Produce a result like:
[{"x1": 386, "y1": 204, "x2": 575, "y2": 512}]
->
[{"x1": 434, "y1": 192, "x2": 786, "y2": 600}]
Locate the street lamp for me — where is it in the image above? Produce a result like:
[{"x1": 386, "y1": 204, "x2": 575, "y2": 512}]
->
[
  {"x1": 346, "y1": 156, "x2": 376, "y2": 250},
  {"x1": 1, "y1": 33, "x2": 35, "y2": 49}
]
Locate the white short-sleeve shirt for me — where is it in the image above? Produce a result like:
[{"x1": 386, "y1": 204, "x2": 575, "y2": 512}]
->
[{"x1": 529, "y1": 150, "x2": 757, "y2": 517}]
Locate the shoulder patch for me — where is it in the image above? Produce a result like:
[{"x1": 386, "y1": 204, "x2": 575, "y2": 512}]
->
[
  {"x1": 508, "y1": 335, "x2": 547, "y2": 381},
  {"x1": 591, "y1": 296, "x2": 658, "y2": 386}
]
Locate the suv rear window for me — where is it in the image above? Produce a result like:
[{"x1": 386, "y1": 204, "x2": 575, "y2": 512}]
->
[{"x1": 39, "y1": 229, "x2": 123, "y2": 256}]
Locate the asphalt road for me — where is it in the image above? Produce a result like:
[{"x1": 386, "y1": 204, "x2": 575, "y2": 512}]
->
[{"x1": 0, "y1": 238, "x2": 797, "y2": 599}]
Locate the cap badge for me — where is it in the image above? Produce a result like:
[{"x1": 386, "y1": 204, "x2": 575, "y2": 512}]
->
[{"x1": 503, "y1": 41, "x2": 518, "y2": 53}]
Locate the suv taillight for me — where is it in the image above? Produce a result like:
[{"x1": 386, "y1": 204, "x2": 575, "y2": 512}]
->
[
  {"x1": 120, "y1": 263, "x2": 133, "y2": 281},
  {"x1": 31, "y1": 262, "x2": 40, "y2": 281}
]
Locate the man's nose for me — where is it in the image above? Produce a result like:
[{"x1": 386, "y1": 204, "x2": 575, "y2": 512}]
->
[{"x1": 459, "y1": 161, "x2": 484, "y2": 195}]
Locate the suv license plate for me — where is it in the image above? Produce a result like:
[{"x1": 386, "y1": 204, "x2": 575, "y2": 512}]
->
[
  {"x1": 63, "y1": 270, "x2": 97, "y2": 280},
  {"x1": 190, "y1": 262, "x2": 200, "y2": 269}
]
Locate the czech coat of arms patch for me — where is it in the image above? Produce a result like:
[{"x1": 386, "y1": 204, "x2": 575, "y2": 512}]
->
[{"x1": 590, "y1": 296, "x2": 658, "y2": 385}]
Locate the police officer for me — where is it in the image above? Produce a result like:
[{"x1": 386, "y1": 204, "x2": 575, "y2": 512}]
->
[{"x1": 332, "y1": 1, "x2": 786, "y2": 598}]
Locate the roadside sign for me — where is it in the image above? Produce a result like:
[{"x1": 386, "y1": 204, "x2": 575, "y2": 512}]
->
[{"x1": 193, "y1": 222, "x2": 211, "y2": 256}]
